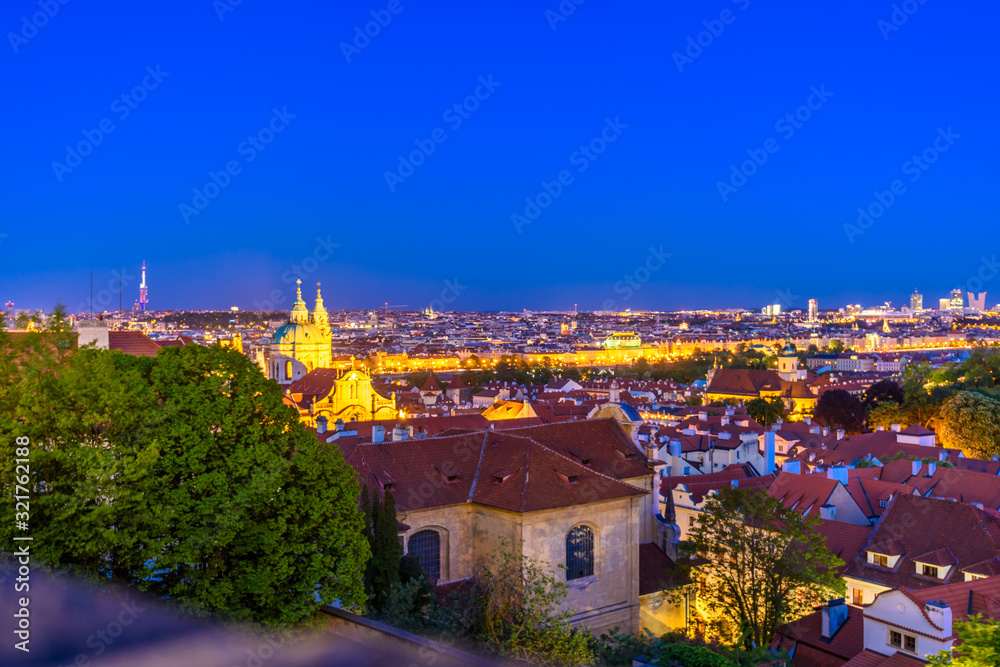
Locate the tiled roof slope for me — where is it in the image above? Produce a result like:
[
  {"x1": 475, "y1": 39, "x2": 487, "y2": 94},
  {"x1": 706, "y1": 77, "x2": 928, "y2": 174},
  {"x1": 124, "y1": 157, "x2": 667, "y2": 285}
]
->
[
  {"x1": 842, "y1": 494, "x2": 1000, "y2": 590},
  {"x1": 345, "y1": 427, "x2": 649, "y2": 513}
]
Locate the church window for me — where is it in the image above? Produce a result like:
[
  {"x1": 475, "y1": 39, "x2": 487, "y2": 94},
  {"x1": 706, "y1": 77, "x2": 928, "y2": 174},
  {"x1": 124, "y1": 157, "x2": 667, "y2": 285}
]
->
[
  {"x1": 566, "y1": 525, "x2": 595, "y2": 580},
  {"x1": 285, "y1": 361, "x2": 292, "y2": 379},
  {"x1": 408, "y1": 530, "x2": 441, "y2": 579}
]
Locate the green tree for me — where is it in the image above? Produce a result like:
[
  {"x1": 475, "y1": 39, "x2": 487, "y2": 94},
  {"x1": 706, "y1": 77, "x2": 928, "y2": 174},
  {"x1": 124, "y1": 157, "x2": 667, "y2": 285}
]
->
[
  {"x1": 928, "y1": 614, "x2": 1000, "y2": 666},
  {"x1": 827, "y1": 339, "x2": 844, "y2": 353},
  {"x1": 745, "y1": 396, "x2": 784, "y2": 428},
  {"x1": 0, "y1": 342, "x2": 369, "y2": 626},
  {"x1": 682, "y1": 487, "x2": 845, "y2": 649},
  {"x1": 371, "y1": 489, "x2": 402, "y2": 611},
  {"x1": 814, "y1": 389, "x2": 867, "y2": 434},
  {"x1": 863, "y1": 379, "x2": 904, "y2": 409},
  {"x1": 937, "y1": 391, "x2": 1000, "y2": 459},
  {"x1": 447, "y1": 539, "x2": 594, "y2": 666},
  {"x1": 866, "y1": 401, "x2": 909, "y2": 431}
]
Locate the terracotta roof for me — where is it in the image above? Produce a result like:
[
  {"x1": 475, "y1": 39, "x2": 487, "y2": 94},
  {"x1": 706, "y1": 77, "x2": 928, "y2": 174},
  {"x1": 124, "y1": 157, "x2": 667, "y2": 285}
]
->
[
  {"x1": 663, "y1": 463, "x2": 765, "y2": 502},
  {"x1": 345, "y1": 426, "x2": 649, "y2": 514},
  {"x1": 842, "y1": 650, "x2": 925, "y2": 667},
  {"x1": 420, "y1": 374, "x2": 441, "y2": 392},
  {"x1": 707, "y1": 369, "x2": 782, "y2": 396},
  {"x1": 108, "y1": 330, "x2": 161, "y2": 357},
  {"x1": 446, "y1": 374, "x2": 467, "y2": 389},
  {"x1": 767, "y1": 471, "x2": 838, "y2": 517},
  {"x1": 502, "y1": 419, "x2": 652, "y2": 480},
  {"x1": 814, "y1": 519, "x2": 872, "y2": 567},
  {"x1": 638, "y1": 543, "x2": 690, "y2": 595},
  {"x1": 842, "y1": 494, "x2": 1000, "y2": 590},
  {"x1": 771, "y1": 603, "x2": 864, "y2": 663},
  {"x1": 912, "y1": 547, "x2": 958, "y2": 567}
]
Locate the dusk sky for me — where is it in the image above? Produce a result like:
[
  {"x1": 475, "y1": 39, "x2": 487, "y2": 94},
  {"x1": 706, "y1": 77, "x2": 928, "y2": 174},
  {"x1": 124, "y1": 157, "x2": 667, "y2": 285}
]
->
[{"x1": 3, "y1": 0, "x2": 998, "y2": 313}]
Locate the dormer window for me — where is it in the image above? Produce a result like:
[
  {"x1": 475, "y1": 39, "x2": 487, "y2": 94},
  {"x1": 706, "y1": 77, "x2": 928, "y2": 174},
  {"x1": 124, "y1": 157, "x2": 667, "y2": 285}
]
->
[
  {"x1": 873, "y1": 554, "x2": 888, "y2": 567},
  {"x1": 557, "y1": 472, "x2": 579, "y2": 484},
  {"x1": 922, "y1": 565, "x2": 939, "y2": 578}
]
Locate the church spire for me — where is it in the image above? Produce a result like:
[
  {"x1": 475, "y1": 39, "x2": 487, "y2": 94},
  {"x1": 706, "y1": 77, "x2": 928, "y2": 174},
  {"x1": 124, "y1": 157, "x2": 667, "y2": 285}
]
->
[
  {"x1": 290, "y1": 279, "x2": 309, "y2": 323},
  {"x1": 313, "y1": 282, "x2": 330, "y2": 336}
]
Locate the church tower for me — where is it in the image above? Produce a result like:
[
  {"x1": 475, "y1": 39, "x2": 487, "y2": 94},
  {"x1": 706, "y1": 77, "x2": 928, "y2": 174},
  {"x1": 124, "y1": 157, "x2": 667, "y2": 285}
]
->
[
  {"x1": 290, "y1": 280, "x2": 309, "y2": 324},
  {"x1": 312, "y1": 283, "x2": 330, "y2": 336}
]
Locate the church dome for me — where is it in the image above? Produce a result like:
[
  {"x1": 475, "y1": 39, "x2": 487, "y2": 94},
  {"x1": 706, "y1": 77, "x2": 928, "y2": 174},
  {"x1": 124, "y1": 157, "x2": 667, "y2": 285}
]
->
[{"x1": 272, "y1": 321, "x2": 324, "y2": 346}]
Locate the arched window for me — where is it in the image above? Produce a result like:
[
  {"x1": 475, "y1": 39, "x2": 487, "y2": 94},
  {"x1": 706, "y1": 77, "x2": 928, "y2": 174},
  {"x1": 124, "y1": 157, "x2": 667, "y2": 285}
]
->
[
  {"x1": 285, "y1": 360, "x2": 293, "y2": 379},
  {"x1": 408, "y1": 530, "x2": 441, "y2": 579},
  {"x1": 566, "y1": 525, "x2": 595, "y2": 580}
]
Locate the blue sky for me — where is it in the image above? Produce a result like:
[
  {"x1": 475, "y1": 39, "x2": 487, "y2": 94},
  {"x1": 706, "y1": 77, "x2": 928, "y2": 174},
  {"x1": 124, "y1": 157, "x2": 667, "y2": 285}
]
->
[{"x1": 2, "y1": 0, "x2": 998, "y2": 313}]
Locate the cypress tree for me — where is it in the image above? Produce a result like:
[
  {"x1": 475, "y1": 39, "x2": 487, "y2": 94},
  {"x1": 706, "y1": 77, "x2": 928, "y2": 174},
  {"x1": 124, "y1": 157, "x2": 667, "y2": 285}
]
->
[{"x1": 372, "y1": 488, "x2": 402, "y2": 611}]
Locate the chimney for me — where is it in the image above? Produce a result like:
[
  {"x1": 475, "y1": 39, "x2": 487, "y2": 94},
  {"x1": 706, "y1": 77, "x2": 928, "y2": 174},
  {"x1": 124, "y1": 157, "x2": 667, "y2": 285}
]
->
[
  {"x1": 804, "y1": 416, "x2": 812, "y2": 425},
  {"x1": 821, "y1": 599, "x2": 848, "y2": 639},
  {"x1": 731, "y1": 479, "x2": 739, "y2": 488},
  {"x1": 783, "y1": 460, "x2": 801, "y2": 474},
  {"x1": 891, "y1": 423, "x2": 901, "y2": 432},
  {"x1": 764, "y1": 431, "x2": 776, "y2": 475},
  {"x1": 911, "y1": 459, "x2": 922, "y2": 477},
  {"x1": 335, "y1": 418, "x2": 345, "y2": 433},
  {"x1": 927, "y1": 461, "x2": 936, "y2": 476},
  {"x1": 721, "y1": 416, "x2": 730, "y2": 426},
  {"x1": 822, "y1": 427, "x2": 830, "y2": 436},
  {"x1": 836, "y1": 429, "x2": 845, "y2": 440},
  {"x1": 776, "y1": 418, "x2": 784, "y2": 425},
  {"x1": 876, "y1": 426, "x2": 884, "y2": 431},
  {"x1": 372, "y1": 425, "x2": 386, "y2": 443},
  {"x1": 819, "y1": 504, "x2": 836, "y2": 521},
  {"x1": 924, "y1": 600, "x2": 952, "y2": 637},
  {"x1": 827, "y1": 465, "x2": 848, "y2": 486},
  {"x1": 698, "y1": 411, "x2": 707, "y2": 421},
  {"x1": 316, "y1": 415, "x2": 328, "y2": 435},
  {"x1": 392, "y1": 424, "x2": 408, "y2": 441},
  {"x1": 669, "y1": 439, "x2": 681, "y2": 459},
  {"x1": 940, "y1": 450, "x2": 948, "y2": 462}
]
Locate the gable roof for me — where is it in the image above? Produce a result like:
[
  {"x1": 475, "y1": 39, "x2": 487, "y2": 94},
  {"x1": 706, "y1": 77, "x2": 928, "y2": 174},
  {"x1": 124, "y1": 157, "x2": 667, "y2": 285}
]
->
[
  {"x1": 842, "y1": 494, "x2": 1000, "y2": 590},
  {"x1": 345, "y1": 424, "x2": 650, "y2": 514},
  {"x1": 108, "y1": 330, "x2": 161, "y2": 357},
  {"x1": 707, "y1": 368, "x2": 782, "y2": 396}
]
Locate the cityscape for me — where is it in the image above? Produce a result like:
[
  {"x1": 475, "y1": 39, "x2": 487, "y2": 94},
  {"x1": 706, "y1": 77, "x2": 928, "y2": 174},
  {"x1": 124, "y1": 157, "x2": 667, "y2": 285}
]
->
[{"x1": 4, "y1": 2, "x2": 1000, "y2": 667}]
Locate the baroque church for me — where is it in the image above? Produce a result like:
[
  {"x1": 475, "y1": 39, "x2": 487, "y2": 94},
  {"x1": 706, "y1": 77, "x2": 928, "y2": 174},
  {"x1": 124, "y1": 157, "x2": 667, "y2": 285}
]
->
[
  {"x1": 261, "y1": 280, "x2": 332, "y2": 384},
  {"x1": 258, "y1": 279, "x2": 397, "y2": 427}
]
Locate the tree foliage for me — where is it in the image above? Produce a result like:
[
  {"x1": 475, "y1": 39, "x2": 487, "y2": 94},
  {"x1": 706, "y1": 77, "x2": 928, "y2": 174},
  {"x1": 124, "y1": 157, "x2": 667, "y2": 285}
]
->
[
  {"x1": 681, "y1": 487, "x2": 845, "y2": 648},
  {"x1": 814, "y1": 389, "x2": 866, "y2": 434},
  {"x1": 863, "y1": 379, "x2": 904, "y2": 408},
  {"x1": 937, "y1": 391, "x2": 1000, "y2": 459},
  {"x1": 745, "y1": 397, "x2": 784, "y2": 428},
  {"x1": 0, "y1": 337, "x2": 369, "y2": 626},
  {"x1": 928, "y1": 614, "x2": 1000, "y2": 667}
]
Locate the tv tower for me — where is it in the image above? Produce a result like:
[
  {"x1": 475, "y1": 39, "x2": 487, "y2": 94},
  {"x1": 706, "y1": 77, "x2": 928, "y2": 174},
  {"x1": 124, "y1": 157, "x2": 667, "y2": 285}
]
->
[{"x1": 139, "y1": 261, "x2": 149, "y2": 313}]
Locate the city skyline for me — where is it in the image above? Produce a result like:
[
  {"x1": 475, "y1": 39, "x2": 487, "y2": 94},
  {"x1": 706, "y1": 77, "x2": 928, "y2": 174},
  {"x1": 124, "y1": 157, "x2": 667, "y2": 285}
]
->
[{"x1": 4, "y1": 0, "x2": 999, "y2": 311}]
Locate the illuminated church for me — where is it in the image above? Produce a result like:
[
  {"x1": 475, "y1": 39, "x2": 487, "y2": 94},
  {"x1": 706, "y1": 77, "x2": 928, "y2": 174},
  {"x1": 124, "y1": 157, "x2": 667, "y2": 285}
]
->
[{"x1": 264, "y1": 280, "x2": 332, "y2": 384}]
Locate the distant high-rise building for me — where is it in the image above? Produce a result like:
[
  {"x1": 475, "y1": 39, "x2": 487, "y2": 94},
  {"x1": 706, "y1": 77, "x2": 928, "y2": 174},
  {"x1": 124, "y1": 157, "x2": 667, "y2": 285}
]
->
[
  {"x1": 807, "y1": 299, "x2": 818, "y2": 322},
  {"x1": 910, "y1": 291, "x2": 922, "y2": 312},
  {"x1": 950, "y1": 289, "x2": 963, "y2": 310},
  {"x1": 939, "y1": 297, "x2": 950, "y2": 311},
  {"x1": 139, "y1": 261, "x2": 149, "y2": 313},
  {"x1": 762, "y1": 304, "x2": 781, "y2": 316},
  {"x1": 968, "y1": 292, "x2": 987, "y2": 312},
  {"x1": 846, "y1": 304, "x2": 862, "y2": 317}
]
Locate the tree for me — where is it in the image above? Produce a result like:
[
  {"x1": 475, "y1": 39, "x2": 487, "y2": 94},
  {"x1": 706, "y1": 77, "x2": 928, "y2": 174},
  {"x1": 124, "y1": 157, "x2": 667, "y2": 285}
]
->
[
  {"x1": 746, "y1": 396, "x2": 784, "y2": 428},
  {"x1": 0, "y1": 342, "x2": 369, "y2": 626},
  {"x1": 866, "y1": 401, "x2": 909, "y2": 431},
  {"x1": 827, "y1": 340, "x2": 844, "y2": 353},
  {"x1": 928, "y1": 614, "x2": 1000, "y2": 666},
  {"x1": 371, "y1": 489, "x2": 402, "y2": 611},
  {"x1": 807, "y1": 344, "x2": 819, "y2": 356},
  {"x1": 445, "y1": 539, "x2": 594, "y2": 666},
  {"x1": 682, "y1": 487, "x2": 844, "y2": 649},
  {"x1": 937, "y1": 391, "x2": 1000, "y2": 459},
  {"x1": 863, "y1": 379, "x2": 904, "y2": 409},
  {"x1": 814, "y1": 389, "x2": 866, "y2": 434}
]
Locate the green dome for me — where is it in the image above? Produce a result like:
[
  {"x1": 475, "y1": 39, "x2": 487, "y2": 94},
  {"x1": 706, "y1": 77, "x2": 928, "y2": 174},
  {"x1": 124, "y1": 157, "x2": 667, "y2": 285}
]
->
[{"x1": 272, "y1": 321, "x2": 323, "y2": 346}]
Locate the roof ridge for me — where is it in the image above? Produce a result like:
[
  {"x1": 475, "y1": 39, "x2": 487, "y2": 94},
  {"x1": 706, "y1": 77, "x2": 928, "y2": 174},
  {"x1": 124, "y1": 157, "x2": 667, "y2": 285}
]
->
[{"x1": 467, "y1": 431, "x2": 489, "y2": 503}]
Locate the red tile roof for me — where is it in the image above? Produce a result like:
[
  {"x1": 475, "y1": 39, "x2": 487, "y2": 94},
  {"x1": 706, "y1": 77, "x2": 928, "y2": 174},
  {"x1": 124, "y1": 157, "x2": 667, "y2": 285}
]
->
[
  {"x1": 771, "y1": 603, "x2": 864, "y2": 664},
  {"x1": 842, "y1": 651, "x2": 925, "y2": 667},
  {"x1": 345, "y1": 425, "x2": 650, "y2": 514},
  {"x1": 638, "y1": 543, "x2": 690, "y2": 595},
  {"x1": 814, "y1": 519, "x2": 873, "y2": 567},
  {"x1": 842, "y1": 494, "x2": 1000, "y2": 590},
  {"x1": 767, "y1": 471, "x2": 838, "y2": 517},
  {"x1": 108, "y1": 330, "x2": 161, "y2": 357}
]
